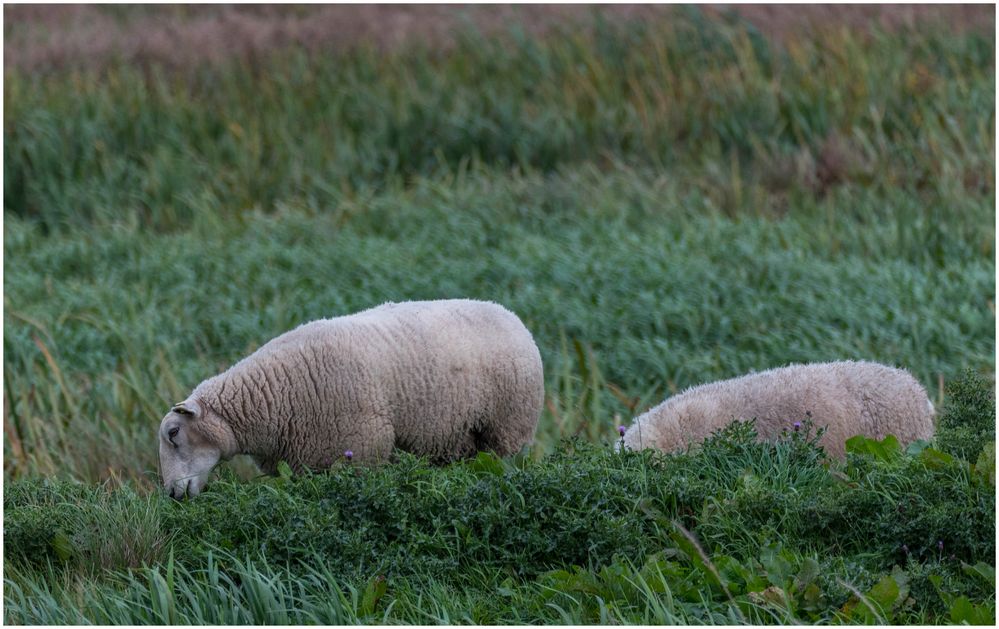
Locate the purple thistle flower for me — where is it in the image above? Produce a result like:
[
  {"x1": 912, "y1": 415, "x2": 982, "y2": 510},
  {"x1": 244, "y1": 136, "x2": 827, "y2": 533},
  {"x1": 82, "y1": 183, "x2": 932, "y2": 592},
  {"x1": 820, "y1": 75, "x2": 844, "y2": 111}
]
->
[
  {"x1": 344, "y1": 450, "x2": 353, "y2": 461},
  {"x1": 618, "y1": 425, "x2": 627, "y2": 437},
  {"x1": 793, "y1": 421, "x2": 802, "y2": 431}
]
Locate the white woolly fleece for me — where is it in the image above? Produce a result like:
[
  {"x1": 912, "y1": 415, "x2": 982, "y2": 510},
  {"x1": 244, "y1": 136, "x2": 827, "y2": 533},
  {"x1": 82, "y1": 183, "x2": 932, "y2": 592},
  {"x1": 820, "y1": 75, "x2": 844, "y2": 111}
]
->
[
  {"x1": 189, "y1": 299, "x2": 544, "y2": 472},
  {"x1": 622, "y1": 360, "x2": 935, "y2": 458}
]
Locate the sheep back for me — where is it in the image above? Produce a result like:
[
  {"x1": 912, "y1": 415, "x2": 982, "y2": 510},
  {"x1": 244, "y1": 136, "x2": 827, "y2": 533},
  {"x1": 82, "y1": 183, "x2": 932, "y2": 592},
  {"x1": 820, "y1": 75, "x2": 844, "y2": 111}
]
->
[{"x1": 622, "y1": 361, "x2": 935, "y2": 458}]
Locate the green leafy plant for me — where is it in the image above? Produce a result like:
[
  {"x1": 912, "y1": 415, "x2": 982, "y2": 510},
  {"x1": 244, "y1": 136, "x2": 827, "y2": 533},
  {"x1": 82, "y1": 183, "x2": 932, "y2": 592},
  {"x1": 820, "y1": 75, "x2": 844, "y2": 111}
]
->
[{"x1": 936, "y1": 369, "x2": 996, "y2": 461}]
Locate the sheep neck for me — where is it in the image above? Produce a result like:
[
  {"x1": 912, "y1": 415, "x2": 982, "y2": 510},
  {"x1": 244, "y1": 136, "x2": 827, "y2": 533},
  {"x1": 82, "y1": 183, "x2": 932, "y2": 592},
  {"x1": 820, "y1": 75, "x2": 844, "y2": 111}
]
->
[{"x1": 193, "y1": 362, "x2": 290, "y2": 473}]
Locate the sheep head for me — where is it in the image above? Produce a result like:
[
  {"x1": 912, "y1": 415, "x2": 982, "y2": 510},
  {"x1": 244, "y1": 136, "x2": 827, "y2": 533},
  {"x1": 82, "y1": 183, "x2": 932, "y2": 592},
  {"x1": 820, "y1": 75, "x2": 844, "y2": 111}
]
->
[{"x1": 158, "y1": 399, "x2": 237, "y2": 499}]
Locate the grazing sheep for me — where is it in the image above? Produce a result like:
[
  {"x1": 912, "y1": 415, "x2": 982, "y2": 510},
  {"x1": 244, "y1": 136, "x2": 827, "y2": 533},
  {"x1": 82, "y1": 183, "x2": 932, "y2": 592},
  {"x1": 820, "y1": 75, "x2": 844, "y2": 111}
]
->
[
  {"x1": 159, "y1": 299, "x2": 544, "y2": 498},
  {"x1": 621, "y1": 361, "x2": 935, "y2": 458}
]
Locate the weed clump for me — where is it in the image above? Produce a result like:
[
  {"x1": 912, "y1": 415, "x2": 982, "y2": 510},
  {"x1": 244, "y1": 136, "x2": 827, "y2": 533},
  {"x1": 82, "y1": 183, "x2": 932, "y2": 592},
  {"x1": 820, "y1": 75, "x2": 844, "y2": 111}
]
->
[{"x1": 935, "y1": 369, "x2": 995, "y2": 461}]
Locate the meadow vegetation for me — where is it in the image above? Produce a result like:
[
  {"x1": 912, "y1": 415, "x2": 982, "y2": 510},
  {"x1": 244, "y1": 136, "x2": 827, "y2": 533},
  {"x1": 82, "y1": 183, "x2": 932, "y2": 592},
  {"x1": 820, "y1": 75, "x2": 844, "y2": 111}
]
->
[
  {"x1": 4, "y1": 377, "x2": 995, "y2": 623},
  {"x1": 3, "y1": 6, "x2": 995, "y2": 624}
]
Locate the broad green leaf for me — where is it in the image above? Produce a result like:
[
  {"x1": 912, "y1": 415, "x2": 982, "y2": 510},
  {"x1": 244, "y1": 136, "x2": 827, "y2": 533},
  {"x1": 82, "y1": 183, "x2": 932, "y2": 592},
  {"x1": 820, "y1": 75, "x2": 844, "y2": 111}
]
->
[
  {"x1": 801, "y1": 583, "x2": 822, "y2": 610},
  {"x1": 905, "y1": 439, "x2": 931, "y2": 456},
  {"x1": 795, "y1": 557, "x2": 820, "y2": 592},
  {"x1": 949, "y1": 596, "x2": 994, "y2": 625},
  {"x1": 498, "y1": 577, "x2": 517, "y2": 597},
  {"x1": 928, "y1": 574, "x2": 955, "y2": 606},
  {"x1": 866, "y1": 573, "x2": 900, "y2": 611},
  {"x1": 360, "y1": 575, "x2": 387, "y2": 616},
  {"x1": 919, "y1": 447, "x2": 956, "y2": 469},
  {"x1": 760, "y1": 545, "x2": 793, "y2": 589},
  {"x1": 50, "y1": 530, "x2": 73, "y2": 561},
  {"x1": 714, "y1": 555, "x2": 750, "y2": 595},
  {"x1": 845, "y1": 434, "x2": 901, "y2": 461},
  {"x1": 890, "y1": 566, "x2": 910, "y2": 604},
  {"x1": 961, "y1": 562, "x2": 996, "y2": 588}
]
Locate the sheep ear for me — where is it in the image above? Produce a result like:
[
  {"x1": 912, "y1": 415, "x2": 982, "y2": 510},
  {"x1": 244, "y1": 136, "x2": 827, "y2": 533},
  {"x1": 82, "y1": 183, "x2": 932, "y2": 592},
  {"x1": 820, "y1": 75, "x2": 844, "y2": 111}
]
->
[{"x1": 172, "y1": 400, "x2": 201, "y2": 418}]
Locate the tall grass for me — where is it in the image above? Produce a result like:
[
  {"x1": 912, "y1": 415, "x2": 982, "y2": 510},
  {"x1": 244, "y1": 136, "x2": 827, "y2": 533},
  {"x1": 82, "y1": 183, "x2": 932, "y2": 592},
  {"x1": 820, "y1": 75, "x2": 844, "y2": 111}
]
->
[
  {"x1": 3, "y1": 552, "x2": 773, "y2": 625},
  {"x1": 4, "y1": 164, "x2": 994, "y2": 481},
  {"x1": 4, "y1": 553, "x2": 368, "y2": 625},
  {"x1": 3, "y1": 8, "x2": 994, "y2": 488},
  {"x1": 4, "y1": 13, "x2": 993, "y2": 229}
]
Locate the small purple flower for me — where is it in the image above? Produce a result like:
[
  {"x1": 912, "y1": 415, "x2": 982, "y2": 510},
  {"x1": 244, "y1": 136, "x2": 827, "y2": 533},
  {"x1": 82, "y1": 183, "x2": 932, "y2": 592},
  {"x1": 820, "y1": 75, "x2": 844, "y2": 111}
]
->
[
  {"x1": 901, "y1": 544, "x2": 909, "y2": 555},
  {"x1": 937, "y1": 540, "x2": 944, "y2": 551},
  {"x1": 344, "y1": 450, "x2": 353, "y2": 461},
  {"x1": 793, "y1": 421, "x2": 802, "y2": 431},
  {"x1": 618, "y1": 425, "x2": 627, "y2": 437}
]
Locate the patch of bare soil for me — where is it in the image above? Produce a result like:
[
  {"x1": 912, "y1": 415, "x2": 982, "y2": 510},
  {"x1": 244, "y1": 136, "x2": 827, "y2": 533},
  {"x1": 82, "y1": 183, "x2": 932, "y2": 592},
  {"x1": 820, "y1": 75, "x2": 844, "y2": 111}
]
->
[{"x1": 4, "y1": 4, "x2": 993, "y2": 74}]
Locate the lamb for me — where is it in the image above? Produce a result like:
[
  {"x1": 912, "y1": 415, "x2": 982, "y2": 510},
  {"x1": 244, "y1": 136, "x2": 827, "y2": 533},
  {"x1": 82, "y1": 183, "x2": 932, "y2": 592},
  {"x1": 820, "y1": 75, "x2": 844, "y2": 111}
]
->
[
  {"x1": 621, "y1": 361, "x2": 935, "y2": 458},
  {"x1": 159, "y1": 299, "x2": 544, "y2": 498}
]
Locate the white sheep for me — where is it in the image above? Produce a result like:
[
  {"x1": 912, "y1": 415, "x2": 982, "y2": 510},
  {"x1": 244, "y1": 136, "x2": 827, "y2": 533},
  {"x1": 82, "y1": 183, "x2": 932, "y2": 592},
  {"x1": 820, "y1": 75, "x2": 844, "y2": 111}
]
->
[
  {"x1": 621, "y1": 361, "x2": 935, "y2": 458},
  {"x1": 159, "y1": 299, "x2": 544, "y2": 498}
]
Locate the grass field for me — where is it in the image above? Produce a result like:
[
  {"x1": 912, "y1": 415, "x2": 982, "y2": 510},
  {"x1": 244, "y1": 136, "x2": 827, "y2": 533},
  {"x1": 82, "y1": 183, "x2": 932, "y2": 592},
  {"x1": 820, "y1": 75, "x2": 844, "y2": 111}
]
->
[{"x1": 3, "y1": 6, "x2": 996, "y2": 624}]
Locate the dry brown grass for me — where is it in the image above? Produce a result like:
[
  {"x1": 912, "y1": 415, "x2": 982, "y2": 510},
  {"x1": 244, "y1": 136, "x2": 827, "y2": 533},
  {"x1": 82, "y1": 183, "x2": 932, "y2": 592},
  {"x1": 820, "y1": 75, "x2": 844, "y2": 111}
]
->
[
  {"x1": 5, "y1": 3, "x2": 993, "y2": 74},
  {"x1": 3, "y1": 4, "x2": 658, "y2": 73},
  {"x1": 708, "y1": 3, "x2": 993, "y2": 41}
]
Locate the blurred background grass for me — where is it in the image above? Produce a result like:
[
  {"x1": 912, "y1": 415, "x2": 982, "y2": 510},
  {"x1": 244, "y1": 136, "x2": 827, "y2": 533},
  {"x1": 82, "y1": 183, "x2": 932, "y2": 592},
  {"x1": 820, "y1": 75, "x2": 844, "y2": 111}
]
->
[{"x1": 3, "y1": 4, "x2": 995, "y2": 485}]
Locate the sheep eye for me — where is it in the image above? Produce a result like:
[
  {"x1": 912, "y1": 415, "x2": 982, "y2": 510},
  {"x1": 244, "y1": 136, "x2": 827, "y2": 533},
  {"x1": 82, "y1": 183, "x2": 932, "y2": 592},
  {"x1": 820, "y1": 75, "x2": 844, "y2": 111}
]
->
[{"x1": 168, "y1": 427, "x2": 180, "y2": 447}]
